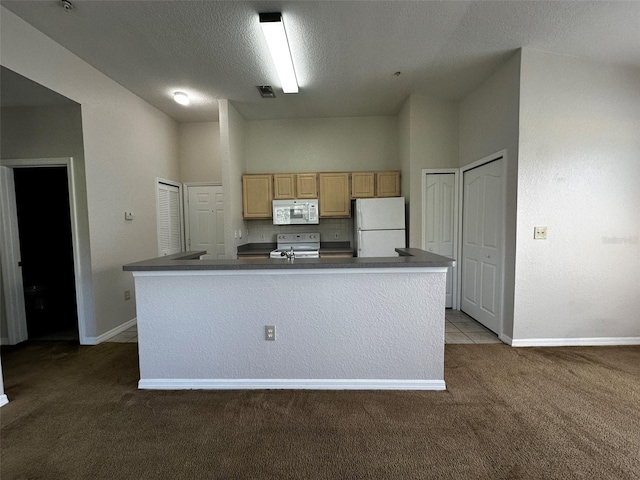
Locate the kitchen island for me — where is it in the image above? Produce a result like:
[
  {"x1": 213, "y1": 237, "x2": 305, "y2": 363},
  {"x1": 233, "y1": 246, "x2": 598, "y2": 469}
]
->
[{"x1": 123, "y1": 249, "x2": 454, "y2": 391}]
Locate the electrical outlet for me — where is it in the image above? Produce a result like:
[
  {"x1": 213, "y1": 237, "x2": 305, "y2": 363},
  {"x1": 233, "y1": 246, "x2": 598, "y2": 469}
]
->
[
  {"x1": 260, "y1": 234, "x2": 265, "y2": 241},
  {"x1": 534, "y1": 226, "x2": 548, "y2": 240},
  {"x1": 334, "y1": 232, "x2": 339, "y2": 240},
  {"x1": 265, "y1": 325, "x2": 276, "y2": 341},
  {"x1": 124, "y1": 290, "x2": 131, "y2": 301}
]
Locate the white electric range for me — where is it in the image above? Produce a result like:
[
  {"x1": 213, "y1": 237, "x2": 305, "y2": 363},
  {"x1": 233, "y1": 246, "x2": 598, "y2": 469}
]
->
[{"x1": 270, "y1": 233, "x2": 320, "y2": 259}]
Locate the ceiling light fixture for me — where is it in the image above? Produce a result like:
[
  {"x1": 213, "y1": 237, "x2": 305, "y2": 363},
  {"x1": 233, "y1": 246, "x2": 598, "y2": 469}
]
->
[
  {"x1": 173, "y1": 91, "x2": 190, "y2": 106},
  {"x1": 259, "y1": 12, "x2": 298, "y2": 94}
]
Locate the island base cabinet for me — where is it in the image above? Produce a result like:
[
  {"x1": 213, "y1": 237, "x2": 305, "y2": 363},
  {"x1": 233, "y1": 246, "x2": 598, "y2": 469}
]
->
[{"x1": 133, "y1": 269, "x2": 447, "y2": 390}]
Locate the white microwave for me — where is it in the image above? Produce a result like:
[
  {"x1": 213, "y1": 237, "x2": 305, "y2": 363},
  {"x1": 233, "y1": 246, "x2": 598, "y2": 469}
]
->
[{"x1": 273, "y1": 199, "x2": 319, "y2": 225}]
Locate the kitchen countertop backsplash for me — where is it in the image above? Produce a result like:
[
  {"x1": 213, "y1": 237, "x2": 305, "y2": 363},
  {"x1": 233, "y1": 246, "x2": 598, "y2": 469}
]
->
[{"x1": 246, "y1": 218, "x2": 354, "y2": 244}]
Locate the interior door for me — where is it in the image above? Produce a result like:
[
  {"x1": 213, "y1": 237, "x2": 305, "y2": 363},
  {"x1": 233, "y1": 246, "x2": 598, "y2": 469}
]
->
[
  {"x1": 461, "y1": 159, "x2": 503, "y2": 333},
  {"x1": 425, "y1": 173, "x2": 456, "y2": 308},
  {"x1": 187, "y1": 185, "x2": 225, "y2": 258}
]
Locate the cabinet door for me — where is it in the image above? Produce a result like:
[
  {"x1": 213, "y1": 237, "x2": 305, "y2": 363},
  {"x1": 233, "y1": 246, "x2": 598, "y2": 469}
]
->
[
  {"x1": 319, "y1": 173, "x2": 351, "y2": 217},
  {"x1": 376, "y1": 171, "x2": 401, "y2": 197},
  {"x1": 351, "y1": 172, "x2": 375, "y2": 198},
  {"x1": 273, "y1": 174, "x2": 295, "y2": 199},
  {"x1": 242, "y1": 175, "x2": 273, "y2": 219},
  {"x1": 296, "y1": 173, "x2": 318, "y2": 198}
]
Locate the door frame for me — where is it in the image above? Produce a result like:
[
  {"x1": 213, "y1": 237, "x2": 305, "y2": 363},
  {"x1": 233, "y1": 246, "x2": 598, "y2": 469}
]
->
[
  {"x1": 421, "y1": 168, "x2": 460, "y2": 310},
  {"x1": 182, "y1": 182, "x2": 222, "y2": 251},
  {"x1": 457, "y1": 150, "x2": 508, "y2": 338},
  {"x1": 0, "y1": 157, "x2": 89, "y2": 345}
]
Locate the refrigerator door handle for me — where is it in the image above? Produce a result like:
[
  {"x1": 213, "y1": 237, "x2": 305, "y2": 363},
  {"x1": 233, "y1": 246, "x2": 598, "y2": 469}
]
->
[
  {"x1": 358, "y1": 230, "x2": 362, "y2": 254},
  {"x1": 356, "y1": 201, "x2": 362, "y2": 230}
]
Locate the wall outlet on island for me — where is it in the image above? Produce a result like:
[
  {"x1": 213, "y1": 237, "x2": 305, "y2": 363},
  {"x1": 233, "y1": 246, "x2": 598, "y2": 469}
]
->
[{"x1": 124, "y1": 290, "x2": 131, "y2": 301}]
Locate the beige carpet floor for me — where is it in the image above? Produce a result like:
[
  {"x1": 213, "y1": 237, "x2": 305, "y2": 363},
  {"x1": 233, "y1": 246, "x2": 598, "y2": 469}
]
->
[{"x1": 1, "y1": 341, "x2": 639, "y2": 479}]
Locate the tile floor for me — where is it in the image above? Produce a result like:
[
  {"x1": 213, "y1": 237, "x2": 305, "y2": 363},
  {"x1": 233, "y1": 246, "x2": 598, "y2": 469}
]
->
[
  {"x1": 105, "y1": 311, "x2": 500, "y2": 345},
  {"x1": 445, "y1": 309, "x2": 502, "y2": 344},
  {"x1": 106, "y1": 325, "x2": 138, "y2": 343}
]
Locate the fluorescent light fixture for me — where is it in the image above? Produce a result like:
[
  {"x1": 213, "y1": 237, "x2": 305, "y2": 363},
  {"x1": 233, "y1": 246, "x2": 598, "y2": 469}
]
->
[
  {"x1": 259, "y1": 12, "x2": 298, "y2": 94},
  {"x1": 173, "y1": 91, "x2": 190, "y2": 105}
]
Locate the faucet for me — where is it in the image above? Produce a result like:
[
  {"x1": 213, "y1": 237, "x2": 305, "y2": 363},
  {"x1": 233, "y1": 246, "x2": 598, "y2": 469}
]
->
[{"x1": 280, "y1": 247, "x2": 295, "y2": 261}]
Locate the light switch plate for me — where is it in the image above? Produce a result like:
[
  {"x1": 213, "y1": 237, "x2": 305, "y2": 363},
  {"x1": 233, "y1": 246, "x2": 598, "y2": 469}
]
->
[{"x1": 534, "y1": 226, "x2": 547, "y2": 239}]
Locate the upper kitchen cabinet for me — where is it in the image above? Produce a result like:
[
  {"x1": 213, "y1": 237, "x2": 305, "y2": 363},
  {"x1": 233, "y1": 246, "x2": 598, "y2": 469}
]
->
[
  {"x1": 376, "y1": 171, "x2": 401, "y2": 197},
  {"x1": 319, "y1": 172, "x2": 351, "y2": 217},
  {"x1": 273, "y1": 173, "x2": 318, "y2": 199},
  {"x1": 351, "y1": 172, "x2": 375, "y2": 198},
  {"x1": 242, "y1": 174, "x2": 273, "y2": 219},
  {"x1": 296, "y1": 173, "x2": 318, "y2": 198},
  {"x1": 273, "y1": 174, "x2": 295, "y2": 199}
]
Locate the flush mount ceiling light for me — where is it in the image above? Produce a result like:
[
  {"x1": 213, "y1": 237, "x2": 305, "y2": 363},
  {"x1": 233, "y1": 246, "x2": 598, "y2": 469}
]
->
[
  {"x1": 173, "y1": 91, "x2": 190, "y2": 106},
  {"x1": 259, "y1": 12, "x2": 298, "y2": 94}
]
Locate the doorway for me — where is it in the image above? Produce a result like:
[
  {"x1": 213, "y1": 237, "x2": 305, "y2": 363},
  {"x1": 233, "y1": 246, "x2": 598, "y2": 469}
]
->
[
  {"x1": 460, "y1": 156, "x2": 505, "y2": 335},
  {"x1": 422, "y1": 170, "x2": 458, "y2": 308},
  {"x1": 184, "y1": 184, "x2": 225, "y2": 258},
  {"x1": 13, "y1": 167, "x2": 78, "y2": 341}
]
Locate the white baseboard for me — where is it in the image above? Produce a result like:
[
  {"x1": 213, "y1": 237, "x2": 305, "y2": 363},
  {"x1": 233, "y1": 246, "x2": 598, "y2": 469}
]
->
[
  {"x1": 138, "y1": 378, "x2": 447, "y2": 391},
  {"x1": 84, "y1": 318, "x2": 137, "y2": 345},
  {"x1": 0, "y1": 337, "x2": 9, "y2": 346},
  {"x1": 0, "y1": 394, "x2": 8, "y2": 407},
  {"x1": 510, "y1": 337, "x2": 640, "y2": 347},
  {"x1": 499, "y1": 333, "x2": 513, "y2": 345}
]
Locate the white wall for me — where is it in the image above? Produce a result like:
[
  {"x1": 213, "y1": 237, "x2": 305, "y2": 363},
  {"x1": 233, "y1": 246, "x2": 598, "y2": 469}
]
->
[
  {"x1": 459, "y1": 50, "x2": 521, "y2": 338},
  {"x1": 0, "y1": 8, "x2": 180, "y2": 339},
  {"x1": 398, "y1": 98, "x2": 411, "y2": 213},
  {"x1": 179, "y1": 122, "x2": 221, "y2": 183},
  {"x1": 513, "y1": 49, "x2": 640, "y2": 343},
  {"x1": 219, "y1": 100, "x2": 247, "y2": 257},
  {"x1": 0, "y1": 104, "x2": 93, "y2": 340},
  {"x1": 402, "y1": 95, "x2": 459, "y2": 247},
  {"x1": 134, "y1": 269, "x2": 446, "y2": 388},
  {"x1": 245, "y1": 116, "x2": 398, "y2": 173}
]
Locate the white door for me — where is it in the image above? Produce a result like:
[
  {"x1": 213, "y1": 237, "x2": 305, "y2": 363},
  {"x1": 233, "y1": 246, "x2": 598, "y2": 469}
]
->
[
  {"x1": 425, "y1": 173, "x2": 456, "y2": 308},
  {"x1": 461, "y1": 159, "x2": 503, "y2": 333},
  {"x1": 157, "y1": 181, "x2": 182, "y2": 256},
  {"x1": 187, "y1": 186, "x2": 225, "y2": 258}
]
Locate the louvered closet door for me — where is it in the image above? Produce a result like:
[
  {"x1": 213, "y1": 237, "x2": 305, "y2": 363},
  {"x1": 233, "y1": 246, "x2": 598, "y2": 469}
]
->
[{"x1": 157, "y1": 182, "x2": 182, "y2": 256}]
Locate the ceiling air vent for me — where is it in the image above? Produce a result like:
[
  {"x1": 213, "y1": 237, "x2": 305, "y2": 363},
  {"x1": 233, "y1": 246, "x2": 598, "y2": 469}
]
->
[{"x1": 257, "y1": 85, "x2": 276, "y2": 98}]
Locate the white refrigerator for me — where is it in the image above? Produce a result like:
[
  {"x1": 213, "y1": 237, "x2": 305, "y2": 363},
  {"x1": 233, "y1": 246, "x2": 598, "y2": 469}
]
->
[{"x1": 353, "y1": 197, "x2": 406, "y2": 257}]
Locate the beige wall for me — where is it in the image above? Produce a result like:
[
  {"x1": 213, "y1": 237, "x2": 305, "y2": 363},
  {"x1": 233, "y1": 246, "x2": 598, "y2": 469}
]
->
[
  {"x1": 219, "y1": 100, "x2": 248, "y2": 257},
  {"x1": 245, "y1": 116, "x2": 398, "y2": 173},
  {"x1": 514, "y1": 49, "x2": 640, "y2": 342},
  {"x1": 0, "y1": 104, "x2": 92, "y2": 341},
  {"x1": 0, "y1": 7, "x2": 180, "y2": 340},
  {"x1": 459, "y1": 50, "x2": 521, "y2": 339},
  {"x1": 401, "y1": 94, "x2": 459, "y2": 247},
  {"x1": 179, "y1": 122, "x2": 221, "y2": 183}
]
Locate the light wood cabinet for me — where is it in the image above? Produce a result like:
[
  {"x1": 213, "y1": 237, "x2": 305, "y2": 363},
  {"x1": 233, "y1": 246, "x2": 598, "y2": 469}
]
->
[
  {"x1": 273, "y1": 174, "x2": 295, "y2": 199},
  {"x1": 242, "y1": 174, "x2": 273, "y2": 219},
  {"x1": 273, "y1": 173, "x2": 318, "y2": 199},
  {"x1": 376, "y1": 171, "x2": 401, "y2": 197},
  {"x1": 351, "y1": 172, "x2": 376, "y2": 198},
  {"x1": 296, "y1": 173, "x2": 318, "y2": 198},
  {"x1": 319, "y1": 173, "x2": 351, "y2": 217}
]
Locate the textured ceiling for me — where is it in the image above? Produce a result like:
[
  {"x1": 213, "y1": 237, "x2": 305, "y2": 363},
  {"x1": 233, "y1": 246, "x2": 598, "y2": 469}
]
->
[{"x1": 2, "y1": 1, "x2": 639, "y2": 122}]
